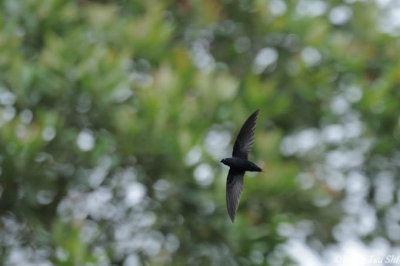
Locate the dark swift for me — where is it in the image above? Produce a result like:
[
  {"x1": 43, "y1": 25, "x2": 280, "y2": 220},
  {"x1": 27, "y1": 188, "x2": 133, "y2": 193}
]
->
[{"x1": 221, "y1": 110, "x2": 262, "y2": 222}]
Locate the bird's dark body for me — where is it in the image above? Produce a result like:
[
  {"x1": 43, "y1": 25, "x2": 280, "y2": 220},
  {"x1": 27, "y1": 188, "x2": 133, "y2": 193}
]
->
[
  {"x1": 221, "y1": 157, "x2": 261, "y2": 172},
  {"x1": 221, "y1": 109, "x2": 262, "y2": 222}
]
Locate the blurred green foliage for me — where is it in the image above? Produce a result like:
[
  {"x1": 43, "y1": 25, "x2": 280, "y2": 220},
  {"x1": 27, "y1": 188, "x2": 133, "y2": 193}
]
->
[{"x1": 1, "y1": 0, "x2": 400, "y2": 265}]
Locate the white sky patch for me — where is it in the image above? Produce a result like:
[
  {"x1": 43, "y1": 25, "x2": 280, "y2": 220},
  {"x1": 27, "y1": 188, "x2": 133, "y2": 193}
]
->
[
  {"x1": 374, "y1": 171, "x2": 394, "y2": 207},
  {"x1": 125, "y1": 182, "x2": 146, "y2": 206},
  {"x1": 346, "y1": 171, "x2": 370, "y2": 196},
  {"x1": 204, "y1": 127, "x2": 231, "y2": 160},
  {"x1": 36, "y1": 190, "x2": 55, "y2": 205},
  {"x1": 284, "y1": 239, "x2": 323, "y2": 266},
  {"x1": 42, "y1": 126, "x2": 56, "y2": 141},
  {"x1": 329, "y1": 5, "x2": 353, "y2": 25},
  {"x1": 142, "y1": 231, "x2": 163, "y2": 257},
  {"x1": 322, "y1": 124, "x2": 345, "y2": 144},
  {"x1": 0, "y1": 90, "x2": 16, "y2": 105},
  {"x1": 129, "y1": 72, "x2": 153, "y2": 88},
  {"x1": 278, "y1": 222, "x2": 295, "y2": 238},
  {"x1": 165, "y1": 234, "x2": 180, "y2": 253},
  {"x1": 344, "y1": 85, "x2": 362, "y2": 103},
  {"x1": 301, "y1": 47, "x2": 322, "y2": 67},
  {"x1": 124, "y1": 254, "x2": 140, "y2": 266},
  {"x1": 283, "y1": 237, "x2": 396, "y2": 266},
  {"x1": 296, "y1": 0, "x2": 328, "y2": 17},
  {"x1": 252, "y1": 47, "x2": 278, "y2": 74},
  {"x1": 385, "y1": 204, "x2": 400, "y2": 241},
  {"x1": 356, "y1": 205, "x2": 377, "y2": 236},
  {"x1": 331, "y1": 95, "x2": 350, "y2": 115},
  {"x1": 280, "y1": 135, "x2": 297, "y2": 156},
  {"x1": 80, "y1": 220, "x2": 100, "y2": 244},
  {"x1": 3, "y1": 106, "x2": 16, "y2": 121},
  {"x1": 325, "y1": 150, "x2": 364, "y2": 169},
  {"x1": 153, "y1": 179, "x2": 171, "y2": 201},
  {"x1": 89, "y1": 156, "x2": 112, "y2": 188},
  {"x1": 326, "y1": 239, "x2": 377, "y2": 266},
  {"x1": 379, "y1": 7, "x2": 400, "y2": 35},
  {"x1": 270, "y1": 0, "x2": 287, "y2": 16},
  {"x1": 193, "y1": 163, "x2": 214, "y2": 187},
  {"x1": 77, "y1": 129, "x2": 95, "y2": 151},
  {"x1": 112, "y1": 85, "x2": 133, "y2": 103},
  {"x1": 326, "y1": 170, "x2": 346, "y2": 191},
  {"x1": 185, "y1": 146, "x2": 202, "y2": 166},
  {"x1": 56, "y1": 247, "x2": 68, "y2": 262},
  {"x1": 280, "y1": 129, "x2": 320, "y2": 156},
  {"x1": 343, "y1": 120, "x2": 362, "y2": 138},
  {"x1": 86, "y1": 187, "x2": 112, "y2": 219},
  {"x1": 250, "y1": 250, "x2": 265, "y2": 264},
  {"x1": 191, "y1": 39, "x2": 215, "y2": 73},
  {"x1": 296, "y1": 129, "x2": 320, "y2": 153},
  {"x1": 297, "y1": 172, "x2": 315, "y2": 190},
  {"x1": 376, "y1": 0, "x2": 391, "y2": 8}
]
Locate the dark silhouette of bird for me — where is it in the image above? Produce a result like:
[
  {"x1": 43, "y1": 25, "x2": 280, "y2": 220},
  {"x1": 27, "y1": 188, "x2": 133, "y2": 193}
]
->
[{"x1": 221, "y1": 110, "x2": 262, "y2": 222}]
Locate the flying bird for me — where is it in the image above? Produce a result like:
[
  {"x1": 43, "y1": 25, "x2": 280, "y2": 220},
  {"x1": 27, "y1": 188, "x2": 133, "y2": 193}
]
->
[{"x1": 221, "y1": 110, "x2": 262, "y2": 222}]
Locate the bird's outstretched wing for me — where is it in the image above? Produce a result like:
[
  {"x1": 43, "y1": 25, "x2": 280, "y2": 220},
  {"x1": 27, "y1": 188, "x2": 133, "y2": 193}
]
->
[
  {"x1": 226, "y1": 168, "x2": 245, "y2": 222},
  {"x1": 232, "y1": 110, "x2": 259, "y2": 159}
]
